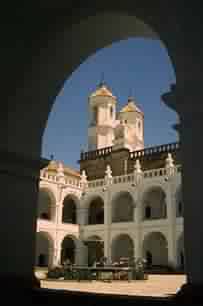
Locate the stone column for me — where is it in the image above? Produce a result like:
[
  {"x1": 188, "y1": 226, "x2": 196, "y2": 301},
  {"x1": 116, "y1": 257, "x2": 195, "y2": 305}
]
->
[
  {"x1": 53, "y1": 246, "x2": 61, "y2": 266},
  {"x1": 77, "y1": 208, "x2": 88, "y2": 225},
  {"x1": 104, "y1": 191, "x2": 111, "y2": 262},
  {"x1": 165, "y1": 155, "x2": 177, "y2": 268},
  {"x1": 162, "y1": 84, "x2": 203, "y2": 298},
  {"x1": 166, "y1": 182, "x2": 177, "y2": 268},
  {"x1": 103, "y1": 165, "x2": 113, "y2": 263},
  {"x1": 75, "y1": 241, "x2": 88, "y2": 266},
  {"x1": 0, "y1": 151, "x2": 47, "y2": 289},
  {"x1": 56, "y1": 184, "x2": 65, "y2": 225},
  {"x1": 133, "y1": 205, "x2": 142, "y2": 260},
  {"x1": 133, "y1": 162, "x2": 143, "y2": 260}
]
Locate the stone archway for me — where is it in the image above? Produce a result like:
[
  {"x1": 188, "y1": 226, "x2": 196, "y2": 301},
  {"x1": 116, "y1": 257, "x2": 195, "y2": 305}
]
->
[
  {"x1": 61, "y1": 235, "x2": 76, "y2": 265},
  {"x1": 88, "y1": 196, "x2": 104, "y2": 225},
  {"x1": 35, "y1": 231, "x2": 54, "y2": 267},
  {"x1": 38, "y1": 188, "x2": 55, "y2": 221},
  {"x1": 142, "y1": 232, "x2": 168, "y2": 269},
  {"x1": 142, "y1": 187, "x2": 167, "y2": 220},
  {"x1": 111, "y1": 234, "x2": 134, "y2": 263},
  {"x1": 62, "y1": 195, "x2": 78, "y2": 224},
  {"x1": 4, "y1": 2, "x2": 203, "y2": 294},
  {"x1": 112, "y1": 192, "x2": 134, "y2": 223}
]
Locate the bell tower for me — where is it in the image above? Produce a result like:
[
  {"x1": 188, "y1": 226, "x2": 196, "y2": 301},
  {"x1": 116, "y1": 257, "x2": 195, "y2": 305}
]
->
[
  {"x1": 88, "y1": 82, "x2": 117, "y2": 150},
  {"x1": 114, "y1": 97, "x2": 144, "y2": 151}
]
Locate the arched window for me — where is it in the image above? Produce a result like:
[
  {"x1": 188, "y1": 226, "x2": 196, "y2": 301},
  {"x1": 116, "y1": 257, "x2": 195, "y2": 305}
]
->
[
  {"x1": 62, "y1": 196, "x2": 77, "y2": 224},
  {"x1": 88, "y1": 197, "x2": 104, "y2": 225},
  {"x1": 38, "y1": 188, "x2": 55, "y2": 221}
]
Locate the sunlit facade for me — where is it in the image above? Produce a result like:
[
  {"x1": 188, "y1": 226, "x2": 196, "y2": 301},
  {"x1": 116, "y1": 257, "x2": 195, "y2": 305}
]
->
[{"x1": 36, "y1": 84, "x2": 183, "y2": 271}]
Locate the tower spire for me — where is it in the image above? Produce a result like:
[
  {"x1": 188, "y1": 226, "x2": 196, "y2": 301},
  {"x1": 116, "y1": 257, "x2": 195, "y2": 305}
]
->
[{"x1": 128, "y1": 88, "x2": 135, "y2": 101}]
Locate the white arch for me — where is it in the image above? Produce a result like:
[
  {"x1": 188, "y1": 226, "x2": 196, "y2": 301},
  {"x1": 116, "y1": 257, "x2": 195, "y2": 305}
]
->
[
  {"x1": 83, "y1": 193, "x2": 105, "y2": 210},
  {"x1": 39, "y1": 184, "x2": 56, "y2": 205},
  {"x1": 111, "y1": 190, "x2": 136, "y2": 206},
  {"x1": 59, "y1": 233, "x2": 79, "y2": 246},
  {"x1": 62, "y1": 192, "x2": 80, "y2": 209},
  {"x1": 140, "y1": 185, "x2": 167, "y2": 220},
  {"x1": 140, "y1": 183, "x2": 167, "y2": 203},
  {"x1": 38, "y1": 188, "x2": 56, "y2": 221},
  {"x1": 111, "y1": 191, "x2": 135, "y2": 223}
]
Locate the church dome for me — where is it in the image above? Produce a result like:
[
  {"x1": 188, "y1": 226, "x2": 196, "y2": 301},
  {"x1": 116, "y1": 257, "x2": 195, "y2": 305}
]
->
[
  {"x1": 90, "y1": 83, "x2": 116, "y2": 99},
  {"x1": 120, "y1": 97, "x2": 143, "y2": 114}
]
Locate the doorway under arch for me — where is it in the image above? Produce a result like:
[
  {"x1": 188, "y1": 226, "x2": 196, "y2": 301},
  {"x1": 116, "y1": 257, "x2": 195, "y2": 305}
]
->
[
  {"x1": 85, "y1": 235, "x2": 104, "y2": 266},
  {"x1": 61, "y1": 235, "x2": 76, "y2": 265},
  {"x1": 111, "y1": 234, "x2": 134, "y2": 263},
  {"x1": 142, "y1": 231, "x2": 168, "y2": 269}
]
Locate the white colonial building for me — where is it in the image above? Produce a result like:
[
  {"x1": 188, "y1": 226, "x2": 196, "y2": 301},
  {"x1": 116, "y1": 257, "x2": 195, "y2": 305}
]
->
[{"x1": 36, "y1": 83, "x2": 184, "y2": 271}]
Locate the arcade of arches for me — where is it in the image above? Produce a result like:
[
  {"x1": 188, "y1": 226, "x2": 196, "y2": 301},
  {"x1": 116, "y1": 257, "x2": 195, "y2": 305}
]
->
[
  {"x1": 3, "y1": 2, "x2": 203, "y2": 301},
  {"x1": 36, "y1": 182, "x2": 186, "y2": 270}
]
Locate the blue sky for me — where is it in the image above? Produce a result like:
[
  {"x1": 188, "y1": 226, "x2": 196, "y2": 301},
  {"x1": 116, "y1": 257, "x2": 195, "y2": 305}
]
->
[{"x1": 42, "y1": 38, "x2": 177, "y2": 170}]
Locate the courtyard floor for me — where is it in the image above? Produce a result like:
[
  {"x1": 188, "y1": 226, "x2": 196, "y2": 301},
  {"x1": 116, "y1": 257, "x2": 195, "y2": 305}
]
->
[{"x1": 41, "y1": 274, "x2": 186, "y2": 297}]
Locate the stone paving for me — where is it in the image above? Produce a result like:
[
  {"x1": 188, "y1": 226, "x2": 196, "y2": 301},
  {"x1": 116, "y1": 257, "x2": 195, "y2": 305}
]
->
[{"x1": 41, "y1": 274, "x2": 186, "y2": 297}]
